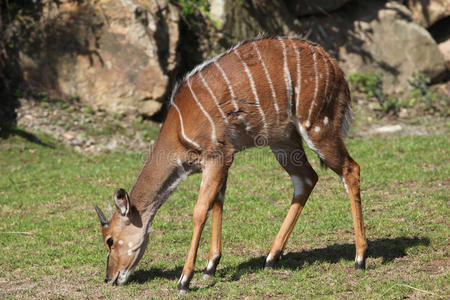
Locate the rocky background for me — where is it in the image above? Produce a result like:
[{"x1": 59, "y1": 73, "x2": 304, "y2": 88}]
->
[{"x1": 0, "y1": 0, "x2": 449, "y2": 150}]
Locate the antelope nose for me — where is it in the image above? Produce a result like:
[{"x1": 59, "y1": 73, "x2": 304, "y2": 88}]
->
[{"x1": 105, "y1": 278, "x2": 109, "y2": 283}]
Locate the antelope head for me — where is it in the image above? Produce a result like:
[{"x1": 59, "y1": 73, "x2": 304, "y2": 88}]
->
[{"x1": 94, "y1": 188, "x2": 149, "y2": 285}]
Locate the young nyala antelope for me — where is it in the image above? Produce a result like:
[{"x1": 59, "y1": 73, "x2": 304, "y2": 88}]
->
[{"x1": 94, "y1": 36, "x2": 368, "y2": 293}]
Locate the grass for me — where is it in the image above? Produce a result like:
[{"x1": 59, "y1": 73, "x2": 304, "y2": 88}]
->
[{"x1": 0, "y1": 127, "x2": 448, "y2": 299}]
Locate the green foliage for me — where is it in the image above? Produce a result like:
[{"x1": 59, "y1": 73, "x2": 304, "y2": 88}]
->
[
  {"x1": 84, "y1": 106, "x2": 95, "y2": 115},
  {"x1": 348, "y1": 71, "x2": 448, "y2": 116},
  {"x1": 348, "y1": 72, "x2": 384, "y2": 101},
  {"x1": 169, "y1": 0, "x2": 210, "y2": 17},
  {"x1": 408, "y1": 72, "x2": 448, "y2": 116},
  {"x1": 408, "y1": 72, "x2": 430, "y2": 94},
  {"x1": 134, "y1": 118, "x2": 161, "y2": 142},
  {"x1": 348, "y1": 72, "x2": 398, "y2": 114}
]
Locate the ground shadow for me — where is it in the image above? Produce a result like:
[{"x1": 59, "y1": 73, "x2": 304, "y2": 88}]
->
[
  {"x1": 223, "y1": 236, "x2": 430, "y2": 281},
  {"x1": 0, "y1": 126, "x2": 54, "y2": 148},
  {"x1": 129, "y1": 236, "x2": 430, "y2": 284},
  {"x1": 282, "y1": 236, "x2": 430, "y2": 265},
  {"x1": 129, "y1": 265, "x2": 183, "y2": 284}
]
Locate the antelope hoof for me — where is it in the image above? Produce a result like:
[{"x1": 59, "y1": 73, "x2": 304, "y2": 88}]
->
[
  {"x1": 177, "y1": 273, "x2": 193, "y2": 293},
  {"x1": 203, "y1": 254, "x2": 221, "y2": 279},
  {"x1": 264, "y1": 251, "x2": 281, "y2": 269},
  {"x1": 354, "y1": 254, "x2": 367, "y2": 270}
]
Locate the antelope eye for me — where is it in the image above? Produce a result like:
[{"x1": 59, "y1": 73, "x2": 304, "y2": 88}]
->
[{"x1": 106, "y1": 237, "x2": 114, "y2": 248}]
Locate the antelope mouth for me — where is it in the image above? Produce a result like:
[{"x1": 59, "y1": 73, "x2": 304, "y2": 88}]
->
[{"x1": 116, "y1": 269, "x2": 133, "y2": 285}]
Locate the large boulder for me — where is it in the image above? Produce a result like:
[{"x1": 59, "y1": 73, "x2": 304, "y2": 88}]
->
[
  {"x1": 296, "y1": 1, "x2": 447, "y2": 93},
  {"x1": 16, "y1": 0, "x2": 180, "y2": 116},
  {"x1": 407, "y1": 0, "x2": 450, "y2": 28},
  {"x1": 341, "y1": 2, "x2": 446, "y2": 91},
  {"x1": 438, "y1": 39, "x2": 450, "y2": 70}
]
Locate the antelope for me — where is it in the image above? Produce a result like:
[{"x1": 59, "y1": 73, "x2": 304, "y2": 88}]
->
[{"x1": 94, "y1": 36, "x2": 368, "y2": 292}]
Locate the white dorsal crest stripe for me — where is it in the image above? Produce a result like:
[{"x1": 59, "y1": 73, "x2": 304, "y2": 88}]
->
[
  {"x1": 233, "y1": 48, "x2": 268, "y2": 135},
  {"x1": 172, "y1": 103, "x2": 201, "y2": 150},
  {"x1": 290, "y1": 39, "x2": 301, "y2": 116},
  {"x1": 213, "y1": 61, "x2": 251, "y2": 132},
  {"x1": 278, "y1": 37, "x2": 293, "y2": 118},
  {"x1": 198, "y1": 71, "x2": 230, "y2": 125},
  {"x1": 307, "y1": 46, "x2": 319, "y2": 125},
  {"x1": 187, "y1": 78, "x2": 218, "y2": 144},
  {"x1": 252, "y1": 41, "x2": 280, "y2": 124}
]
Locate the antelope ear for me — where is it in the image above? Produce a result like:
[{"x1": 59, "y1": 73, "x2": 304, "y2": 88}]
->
[
  {"x1": 94, "y1": 204, "x2": 109, "y2": 227},
  {"x1": 114, "y1": 188, "x2": 130, "y2": 216}
]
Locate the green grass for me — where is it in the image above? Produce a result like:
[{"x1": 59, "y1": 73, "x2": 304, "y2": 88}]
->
[{"x1": 0, "y1": 128, "x2": 448, "y2": 299}]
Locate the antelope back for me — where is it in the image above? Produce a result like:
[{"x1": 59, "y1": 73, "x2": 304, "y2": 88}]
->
[{"x1": 168, "y1": 36, "x2": 350, "y2": 151}]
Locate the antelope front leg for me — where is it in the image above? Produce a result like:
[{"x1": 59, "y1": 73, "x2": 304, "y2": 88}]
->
[
  {"x1": 177, "y1": 164, "x2": 228, "y2": 293},
  {"x1": 203, "y1": 179, "x2": 227, "y2": 279}
]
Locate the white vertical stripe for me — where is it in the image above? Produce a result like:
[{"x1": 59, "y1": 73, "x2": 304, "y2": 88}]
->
[
  {"x1": 198, "y1": 71, "x2": 230, "y2": 125},
  {"x1": 322, "y1": 54, "x2": 330, "y2": 101},
  {"x1": 295, "y1": 121, "x2": 324, "y2": 160},
  {"x1": 213, "y1": 61, "x2": 239, "y2": 112},
  {"x1": 289, "y1": 39, "x2": 301, "y2": 116},
  {"x1": 172, "y1": 103, "x2": 201, "y2": 150},
  {"x1": 187, "y1": 78, "x2": 218, "y2": 144},
  {"x1": 214, "y1": 61, "x2": 251, "y2": 132},
  {"x1": 252, "y1": 41, "x2": 279, "y2": 124},
  {"x1": 317, "y1": 50, "x2": 330, "y2": 114},
  {"x1": 306, "y1": 47, "x2": 319, "y2": 126},
  {"x1": 233, "y1": 49, "x2": 268, "y2": 135},
  {"x1": 341, "y1": 176, "x2": 349, "y2": 193},
  {"x1": 278, "y1": 37, "x2": 293, "y2": 117}
]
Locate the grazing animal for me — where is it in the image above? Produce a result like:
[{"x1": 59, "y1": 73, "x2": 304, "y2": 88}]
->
[{"x1": 94, "y1": 36, "x2": 368, "y2": 292}]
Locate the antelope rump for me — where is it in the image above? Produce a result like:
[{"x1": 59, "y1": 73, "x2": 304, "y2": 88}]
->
[{"x1": 94, "y1": 36, "x2": 368, "y2": 293}]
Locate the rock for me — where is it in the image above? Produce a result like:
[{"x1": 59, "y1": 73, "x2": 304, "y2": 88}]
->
[
  {"x1": 70, "y1": 135, "x2": 84, "y2": 146},
  {"x1": 372, "y1": 125, "x2": 402, "y2": 134},
  {"x1": 209, "y1": 0, "x2": 227, "y2": 26},
  {"x1": 84, "y1": 145, "x2": 99, "y2": 153},
  {"x1": 438, "y1": 39, "x2": 450, "y2": 70},
  {"x1": 399, "y1": 108, "x2": 409, "y2": 118},
  {"x1": 140, "y1": 99, "x2": 163, "y2": 117},
  {"x1": 17, "y1": 0, "x2": 180, "y2": 116},
  {"x1": 105, "y1": 139, "x2": 118, "y2": 152},
  {"x1": 299, "y1": 1, "x2": 447, "y2": 93},
  {"x1": 285, "y1": 0, "x2": 351, "y2": 17},
  {"x1": 62, "y1": 132, "x2": 75, "y2": 140},
  {"x1": 86, "y1": 139, "x2": 95, "y2": 146},
  {"x1": 407, "y1": 0, "x2": 450, "y2": 28}
]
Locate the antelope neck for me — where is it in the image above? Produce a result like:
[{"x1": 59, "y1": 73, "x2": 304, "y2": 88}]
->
[{"x1": 128, "y1": 140, "x2": 194, "y2": 233}]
